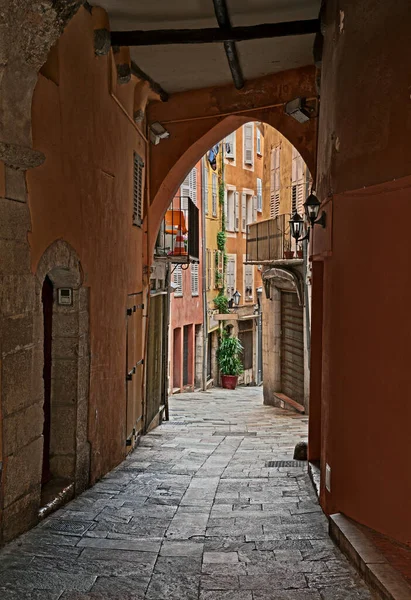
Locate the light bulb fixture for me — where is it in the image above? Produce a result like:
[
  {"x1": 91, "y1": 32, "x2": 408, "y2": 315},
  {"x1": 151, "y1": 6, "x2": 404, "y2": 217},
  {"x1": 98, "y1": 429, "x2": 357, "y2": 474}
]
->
[
  {"x1": 284, "y1": 98, "x2": 312, "y2": 123},
  {"x1": 304, "y1": 193, "x2": 326, "y2": 228},
  {"x1": 149, "y1": 121, "x2": 170, "y2": 145}
]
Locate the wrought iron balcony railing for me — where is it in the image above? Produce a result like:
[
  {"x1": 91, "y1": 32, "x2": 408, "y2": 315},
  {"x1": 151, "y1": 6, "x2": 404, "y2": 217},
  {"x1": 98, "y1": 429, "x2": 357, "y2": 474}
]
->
[
  {"x1": 155, "y1": 196, "x2": 199, "y2": 264},
  {"x1": 246, "y1": 214, "x2": 301, "y2": 263}
]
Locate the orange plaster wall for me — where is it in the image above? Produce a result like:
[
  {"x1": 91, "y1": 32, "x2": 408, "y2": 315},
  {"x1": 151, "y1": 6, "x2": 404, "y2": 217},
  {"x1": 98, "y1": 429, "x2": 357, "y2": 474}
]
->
[
  {"x1": 27, "y1": 8, "x2": 147, "y2": 482},
  {"x1": 313, "y1": 0, "x2": 411, "y2": 545}
]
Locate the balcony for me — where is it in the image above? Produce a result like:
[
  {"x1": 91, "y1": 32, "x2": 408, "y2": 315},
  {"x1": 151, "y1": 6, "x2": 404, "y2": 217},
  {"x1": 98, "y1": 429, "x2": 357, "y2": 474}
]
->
[
  {"x1": 246, "y1": 214, "x2": 302, "y2": 264},
  {"x1": 155, "y1": 196, "x2": 199, "y2": 264}
]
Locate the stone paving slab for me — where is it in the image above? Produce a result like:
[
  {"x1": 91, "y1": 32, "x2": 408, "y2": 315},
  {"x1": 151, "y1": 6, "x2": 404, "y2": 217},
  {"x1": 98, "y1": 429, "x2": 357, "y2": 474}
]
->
[{"x1": 0, "y1": 387, "x2": 375, "y2": 599}]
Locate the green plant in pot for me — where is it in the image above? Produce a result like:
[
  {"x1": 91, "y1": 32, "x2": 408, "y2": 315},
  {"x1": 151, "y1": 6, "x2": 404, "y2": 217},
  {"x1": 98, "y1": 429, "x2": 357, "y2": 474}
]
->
[{"x1": 217, "y1": 332, "x2": 244, "y2": 390}]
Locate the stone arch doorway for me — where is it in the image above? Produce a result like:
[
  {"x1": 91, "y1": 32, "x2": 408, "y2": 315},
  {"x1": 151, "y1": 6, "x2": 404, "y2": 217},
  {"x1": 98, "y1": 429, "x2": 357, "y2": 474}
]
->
[{"x1": 36, "y1": 240, "x2": 91, "y2": 510}]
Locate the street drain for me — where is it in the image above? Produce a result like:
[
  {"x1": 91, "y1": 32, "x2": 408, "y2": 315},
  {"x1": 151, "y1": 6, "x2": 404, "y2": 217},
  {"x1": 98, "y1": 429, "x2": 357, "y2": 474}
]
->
[
  {"x1": 46, "y1": 520, "x2": 93, "y2": 534},
  {"x1": 213, "y1": 431, "x2": 257, "y2": 437},
  {"x1": 266, "y1": 460, "x2": 307, "y2": 468}
]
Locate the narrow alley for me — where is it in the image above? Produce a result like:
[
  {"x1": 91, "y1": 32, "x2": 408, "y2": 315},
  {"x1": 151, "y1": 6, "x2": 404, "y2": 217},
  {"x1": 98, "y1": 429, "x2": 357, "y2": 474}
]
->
[{"x1": 0, "y1": 388, "x2": 372, "y2": 600}]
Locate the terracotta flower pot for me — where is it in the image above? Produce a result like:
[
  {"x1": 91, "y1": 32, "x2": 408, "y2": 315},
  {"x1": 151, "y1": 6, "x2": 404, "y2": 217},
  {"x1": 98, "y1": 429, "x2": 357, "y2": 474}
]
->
[
  {"x1": 297, "y1": 250, "x2": 303, "y2": 258},
  {"x1": 221, "y1": 375, "x2": 238, "y2": 390},
  {"x1": 284, "y1": 250, "x2": 294, "y2": 259}
]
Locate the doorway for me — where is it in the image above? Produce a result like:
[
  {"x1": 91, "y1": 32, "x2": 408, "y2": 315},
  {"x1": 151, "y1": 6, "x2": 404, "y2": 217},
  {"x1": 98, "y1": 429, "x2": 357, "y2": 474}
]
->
[{"x1": 41, "y1": 276, "x2": 53, "y2": 485}]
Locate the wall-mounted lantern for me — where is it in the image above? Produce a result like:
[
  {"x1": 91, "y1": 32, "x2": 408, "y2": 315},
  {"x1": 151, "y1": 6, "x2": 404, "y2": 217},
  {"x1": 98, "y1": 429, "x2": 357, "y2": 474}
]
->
[
  {"x1": 304, "y1": 193, "x2": 326, "y2": 228},
  {"x1": 290, "y1": 213, "x2": 304, "y2": 241},
  {"x1": 232, "y1": 290, "x2": 241, "y2": 306}
]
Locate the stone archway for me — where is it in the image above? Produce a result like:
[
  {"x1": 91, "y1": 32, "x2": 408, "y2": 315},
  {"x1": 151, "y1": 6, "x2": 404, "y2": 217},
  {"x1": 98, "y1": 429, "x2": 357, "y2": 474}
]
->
[
  {"x1": 36, "y1": 240, "x2": 91, "y2": 507},
  {"x1": 146, "y1": 65, "x2": 318, "y2": 258}
]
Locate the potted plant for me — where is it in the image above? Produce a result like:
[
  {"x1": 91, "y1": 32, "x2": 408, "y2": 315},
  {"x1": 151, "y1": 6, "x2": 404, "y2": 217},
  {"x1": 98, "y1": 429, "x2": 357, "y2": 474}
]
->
[
  {"x1": 297, "y1": 244, "x2": 303, "y2": 259},
  {"x1": 217, "y1": 332, "x2": 244, "y2": 389},
  {"x1": 284, "y1": 239, "x2": 294, "y2": 259}
]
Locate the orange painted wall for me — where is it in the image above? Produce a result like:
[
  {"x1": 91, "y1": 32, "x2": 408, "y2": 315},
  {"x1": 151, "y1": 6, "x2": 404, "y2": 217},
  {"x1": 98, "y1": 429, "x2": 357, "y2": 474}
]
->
[
  {"x1": 27, "y1": 8, "x2": 147, "y2": 482},
  {"x1": 225, "y1": 123, "x2": 263, "y2": 301},
  {"x1": 313, "y1": 0, "x2": 411, "y2": 545}
]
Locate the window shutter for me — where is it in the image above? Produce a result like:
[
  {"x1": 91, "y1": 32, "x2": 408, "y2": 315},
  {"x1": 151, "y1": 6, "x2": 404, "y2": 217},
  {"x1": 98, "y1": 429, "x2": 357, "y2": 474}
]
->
[
  {"x1": 241, "y1": 192, "x2": 247, "y2": 232},
  {"x1": 225, "y1": 131, "x2": 236, "y2": 159},
  {"x1": 191, "y1": 263, "x2": 199, "y2": 296},
  {"x1": 181, "y1": 172, "x2": 190, "y2": 210},
  {"x1": 202, "y1": 158, "x2": 208, "y2": 214},
  {"x1": 212, "y1": 173, "x2": 217, "y2": 216},
  {"x1": 244, "y1": 123, "x2": 253, "y2": 165},
  {"x1": 256, "y1": 129, "x2": 262, "y2": 155},
  {"x1": 190, "y1": 167, "x2": 197, "y2": 206},
  {"x1": 253, "y1": 195, "x2": 257, "y2": 223},
  {"x1": 227, "y1": 257, "x2": 236, "y2": 296},
  {"x1": 133, "y1": 153, "x2": 144, "y2": 227},
  {"x1": 244, "y1": 264, "x2": 253, "y2": 299},
  {"x1": 174, "y1": 265, "x2": 183, "y2": 296},
  {"x1": 257, "y1": 178, "x2": 262, "y2": 212},
  {"x1": 234, "y1": 192, "x2": 239, "y2": 232},
  {"x1": 270, "y1": 146, "x2": 281, "y2": 219}
]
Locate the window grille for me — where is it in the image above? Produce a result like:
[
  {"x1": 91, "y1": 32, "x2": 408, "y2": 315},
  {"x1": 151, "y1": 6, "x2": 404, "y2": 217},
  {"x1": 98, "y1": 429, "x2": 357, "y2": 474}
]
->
[
  {"x1": 243, "y1": 123, "x2": 254, "y2": 166},
  {"x1": 191, "y1": 263, "x2": 199, "y2": 296},
  {"x1": 133, "y1": 153, "x2": 144, "y2": 227},
  {"x1": 174, "y1": 265, "x2": 183, "y2": 296}
]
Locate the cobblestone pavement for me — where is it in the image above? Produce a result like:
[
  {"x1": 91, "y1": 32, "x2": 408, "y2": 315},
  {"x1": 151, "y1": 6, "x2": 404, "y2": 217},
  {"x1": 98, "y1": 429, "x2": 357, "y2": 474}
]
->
[{"x1": 0, "y1": 387, "x2": 374, "y2": 599}]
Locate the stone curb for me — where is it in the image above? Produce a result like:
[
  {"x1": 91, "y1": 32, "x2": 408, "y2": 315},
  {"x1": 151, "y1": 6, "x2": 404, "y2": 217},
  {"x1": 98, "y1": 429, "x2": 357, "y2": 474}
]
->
[{"x1": 330, "y1": 513, "x2": 411, "y2": 600}]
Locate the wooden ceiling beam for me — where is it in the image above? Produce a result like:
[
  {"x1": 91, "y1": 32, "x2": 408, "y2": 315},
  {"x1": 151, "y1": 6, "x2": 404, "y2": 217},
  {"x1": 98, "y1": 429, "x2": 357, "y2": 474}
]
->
[{"x1": 111, "y1": 20, "x2": 320, "y2": 47}]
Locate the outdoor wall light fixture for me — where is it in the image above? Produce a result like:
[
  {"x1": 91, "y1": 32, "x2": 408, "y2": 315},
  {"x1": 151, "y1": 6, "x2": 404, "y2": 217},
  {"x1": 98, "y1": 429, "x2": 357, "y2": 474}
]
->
[
  {"x1": 304, "y1": 193, "x2": 326, "y2": 228},
  {"x1": 284, "y1": 98, "x2": 312, "y2": 124},
  {"x1": 232, "y1": 290, "x2": 241, "y2": 306},
  {"x1": 290, "y1": 213, "x2": 304, "y2": 241},
  {"x1": 149, "y1": 121, "x2": 170, "y2": 145}
]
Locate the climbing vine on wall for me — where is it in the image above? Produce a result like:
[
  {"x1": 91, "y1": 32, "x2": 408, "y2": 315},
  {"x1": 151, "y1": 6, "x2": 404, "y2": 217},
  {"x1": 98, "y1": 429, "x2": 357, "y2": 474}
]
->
[{"x1": 214, "y1": 147, "x2": 229, "y2": 313}]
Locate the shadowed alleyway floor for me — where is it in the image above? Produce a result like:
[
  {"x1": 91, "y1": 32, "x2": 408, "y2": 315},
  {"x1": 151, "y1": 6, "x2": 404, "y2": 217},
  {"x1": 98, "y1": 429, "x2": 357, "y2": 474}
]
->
[{"x1": 0, "y1": 387, "x2": 374, "y2": 599}]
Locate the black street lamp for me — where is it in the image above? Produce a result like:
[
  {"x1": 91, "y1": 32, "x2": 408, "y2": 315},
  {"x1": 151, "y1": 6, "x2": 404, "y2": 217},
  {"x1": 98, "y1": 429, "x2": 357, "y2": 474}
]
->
[
  {"x1": 304, "y1": 193, "x2": 326, "y2": 228},
  {"x1": 290, "y1": 213, "x2": 304, "y2": 241}
]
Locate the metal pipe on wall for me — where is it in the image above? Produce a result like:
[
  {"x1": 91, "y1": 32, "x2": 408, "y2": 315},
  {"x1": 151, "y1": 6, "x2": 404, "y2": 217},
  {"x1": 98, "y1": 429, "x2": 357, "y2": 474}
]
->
[{"x1": 201, "y1": 156, "x2": 209, "y2": 391}]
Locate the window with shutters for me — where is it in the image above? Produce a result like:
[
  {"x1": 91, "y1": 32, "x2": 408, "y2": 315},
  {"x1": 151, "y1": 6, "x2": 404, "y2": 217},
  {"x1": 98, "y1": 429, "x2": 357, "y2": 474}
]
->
[
  {"x1": 191, "y1": 263, "x2": 199, "y2": 296},
  {"x1": 226, "y1": 255, "x2": 236, "y2": 297},
  {"x1": 292, "y1": 147, "x2": 305, "y2": 216},
  {"x1": 256, "y1": 128, "x2": 262, "y2": 155},
  {"x1": 270, "y1": 145, "x2": 281, "y2": 218},
  {"x1": 133, "y1": 152, "x2": 144, "y2": 227},
  {"x1": 241, "y1": 192, "x2": 247, "y2": 232},
  {"x1": 212, "y1": 172, "x2": 217, "y2": 217},
  {"x1": 243, "y1": 123, "x2": 254, "y2": 166},
  {"x1": 202, "y1": 157, "x2": 208, "y2": 215},
  {"x1": 181, "y1": 167, "x2": 197, "y2": 208},
  {"x1": 214, "y1": 249, "x2": 224, "y2": 289},
  {"x1": 244, "y1": 261, "x2": 254, "y2": 301},
  {"x1": 174, "y1": 265, "x2": 183, "y2": 297},
  {"x1": 227, "y1": 190, "x2": 237, "y2": 232},
  {"x1": 206, "y1": 249, "x2": 212, "y2": 291},
  {"x1": 225, "y1": 131, "x2": 236, "y2": 159},
  {"x1": 235, "y1": 191, "x2": 239, "y2": 231},
  {"x1": 257, "y1": 178, "x2": 262, "y2": 212}
]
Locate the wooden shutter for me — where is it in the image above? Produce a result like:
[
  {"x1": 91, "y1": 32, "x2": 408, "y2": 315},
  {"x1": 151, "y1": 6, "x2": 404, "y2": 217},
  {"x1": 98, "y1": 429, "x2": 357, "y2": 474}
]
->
[
  {"x1": 212, "y1": 173, "x2": 217, "y2": 216},
  {"x1": 202, "y1": 158, "x2": 208, "y2": 214},
  {"x1": 270, "y1": 146, "x2": 280, "y2": 219},
  {"x1": 189, "y1": 167, "x2": 197, "y2": 206},
  {"x1": 225, "y1": 131, "x2": 236, "y2": 158},
  {"x1": 174, "y1": 265, "x2": 183, "y2": 296},
  {"x1": 244, "y1": 264, "x2": 253, "y2": 299},
  {"x1": 241, "y1": 192, "x2": 247, "y2": 232},
  {"x1": 181, "y1": 172, "x2": 190, "y2": 210},
  {"x1": 244, "y1": 123, "x2": 253, "y2": 165},
  {"x1": 235, "y1": 191, "x2": 239, "y2": 231},
  {"x1": 257, "y1": 178, "x2": 262, "y2": 212},
  {"x1": 227, "y1": 257, "x2": 235, "y2": 295},
  {"x1": 191, "y1": 263, "x2": 199, "y2": 296},
  {"x1": 253, "y1": 195, "x2": 257, "y2": 223},
  {"x1": 133, "y1": 153, "x2": 144, "y2": 226},
  {"x1": 256, "y1": 129, "x2": 262, "y2": 155}
]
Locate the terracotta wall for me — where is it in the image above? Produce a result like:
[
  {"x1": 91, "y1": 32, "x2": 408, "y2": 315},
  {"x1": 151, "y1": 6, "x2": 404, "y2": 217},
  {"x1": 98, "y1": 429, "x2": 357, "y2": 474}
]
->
[
  {"x1": 169, "y1": 161, "x2": 203, "y2": 391},
  {"x1": 28, "y1": 8, "x2": 147, "y2": 483},
  {"x1": 313, "y1": 0, "x2": 411, "y2": 545}
]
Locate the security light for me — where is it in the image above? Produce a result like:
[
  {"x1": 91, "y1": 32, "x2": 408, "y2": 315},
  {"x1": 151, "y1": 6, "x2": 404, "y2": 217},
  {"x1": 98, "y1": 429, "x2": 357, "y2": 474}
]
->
[
  {"x1": 284, "y1": 98, "x2": 312, "y2": 124},
  {"x1": 149, "y1": 121, "x2": 170, "y2": 144}
]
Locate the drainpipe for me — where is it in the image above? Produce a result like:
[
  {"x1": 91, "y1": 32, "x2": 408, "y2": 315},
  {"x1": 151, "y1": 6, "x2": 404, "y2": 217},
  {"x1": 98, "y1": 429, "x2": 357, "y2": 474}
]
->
[
  {"x1": 201, "y1": 157, "x2": 208, "y2": 391},
  {"x1": 303, "y1": 236, "x2": 311, "y2": 366}
]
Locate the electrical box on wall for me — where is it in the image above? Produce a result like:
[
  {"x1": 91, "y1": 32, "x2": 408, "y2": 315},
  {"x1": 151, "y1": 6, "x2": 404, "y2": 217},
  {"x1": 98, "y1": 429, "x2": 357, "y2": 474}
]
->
[{"x1": 58, "y1": 288, "x2": 73, "y2": 306}]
